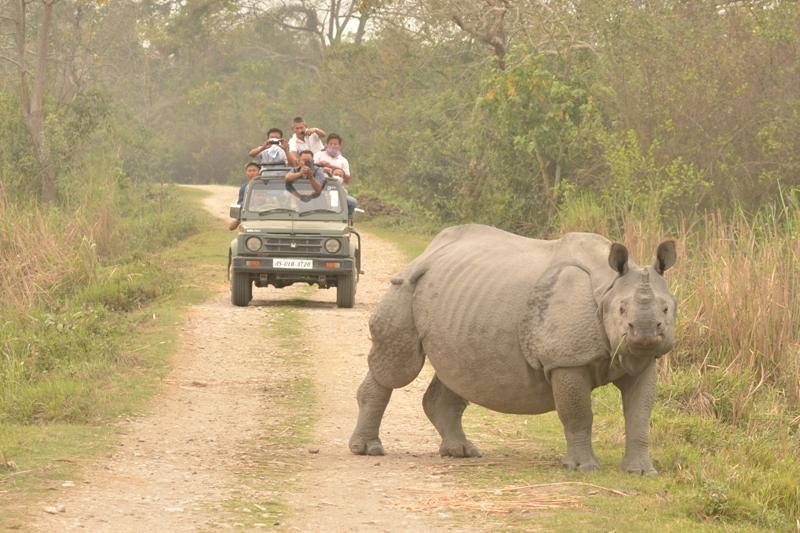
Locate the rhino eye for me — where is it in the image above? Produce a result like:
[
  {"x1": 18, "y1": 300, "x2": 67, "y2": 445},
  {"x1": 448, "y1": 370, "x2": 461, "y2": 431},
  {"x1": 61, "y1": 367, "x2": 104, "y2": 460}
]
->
[
  {"x1": 619, "y1": 305, "x2": 627, "y2": 315},
  {"x1": 662, "y1": 306, "x2": 669, "y2": 314}
]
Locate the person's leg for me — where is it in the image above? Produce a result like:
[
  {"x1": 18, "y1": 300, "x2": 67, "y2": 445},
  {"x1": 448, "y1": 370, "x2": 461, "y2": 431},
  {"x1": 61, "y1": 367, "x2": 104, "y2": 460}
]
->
[{"x1": 347, "y1": 195, "x2": 357, "y2": 220}]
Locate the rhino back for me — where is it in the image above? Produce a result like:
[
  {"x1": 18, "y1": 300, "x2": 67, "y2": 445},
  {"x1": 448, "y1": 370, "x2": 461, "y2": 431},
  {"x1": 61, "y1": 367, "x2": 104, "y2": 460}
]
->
[{"x1": 409, "y1": 225, "x2": 615, "y2": 414}]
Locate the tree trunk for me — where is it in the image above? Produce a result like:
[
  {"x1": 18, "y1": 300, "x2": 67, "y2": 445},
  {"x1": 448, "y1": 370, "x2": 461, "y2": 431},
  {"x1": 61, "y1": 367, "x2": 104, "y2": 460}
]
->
[
  {"x1": 15, "y1": 0, "x2": 58, "y2": 203},
  {"x1": 534, "y1": 148, "x2": 557, "y2": 217},
  {"x1": 354, "y1": 12, "x2": 369, "y2": 45}
]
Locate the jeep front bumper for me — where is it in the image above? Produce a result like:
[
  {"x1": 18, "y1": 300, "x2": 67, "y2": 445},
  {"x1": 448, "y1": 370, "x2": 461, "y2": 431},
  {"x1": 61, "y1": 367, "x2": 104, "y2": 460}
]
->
[{"x1": 231, "y1": 256, "x2": 354, "y2": 275}]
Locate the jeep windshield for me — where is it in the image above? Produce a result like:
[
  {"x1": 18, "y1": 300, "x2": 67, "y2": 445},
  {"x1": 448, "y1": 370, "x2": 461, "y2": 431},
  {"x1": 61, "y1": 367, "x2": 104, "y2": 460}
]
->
[{"x1": 243, "y1": 179, "x2": 344, "y2": 217}]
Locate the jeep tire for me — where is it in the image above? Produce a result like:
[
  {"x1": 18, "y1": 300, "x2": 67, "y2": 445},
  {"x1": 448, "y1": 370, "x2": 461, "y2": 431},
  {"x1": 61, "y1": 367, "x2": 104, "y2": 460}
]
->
[
  {"x1": 336, "y1": 272, "x2": 356, "y2": 308},
  {"x1": 231, "y1": 271, "x2": 252, "y2": 307}
]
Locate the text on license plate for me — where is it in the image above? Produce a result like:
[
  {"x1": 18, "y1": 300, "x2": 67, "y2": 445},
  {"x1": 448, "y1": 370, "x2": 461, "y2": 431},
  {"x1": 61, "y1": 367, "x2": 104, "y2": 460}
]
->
[{"x1": 273, "y1": 258, "x2": 313, "y2": 269}]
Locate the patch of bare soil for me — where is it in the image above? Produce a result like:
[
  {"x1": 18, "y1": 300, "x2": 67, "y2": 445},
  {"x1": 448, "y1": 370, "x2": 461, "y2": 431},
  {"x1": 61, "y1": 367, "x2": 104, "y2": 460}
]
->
[
  {"x1": 28, "y1": 185, "x2": 485, "y2": 532},
  {"x1": 354, "y1": 195, "x2": 403, "y2": 218}
]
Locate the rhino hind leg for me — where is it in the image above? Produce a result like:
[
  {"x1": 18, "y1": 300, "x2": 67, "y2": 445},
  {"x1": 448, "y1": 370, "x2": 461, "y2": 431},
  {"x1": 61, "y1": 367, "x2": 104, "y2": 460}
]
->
[
  {"x1": 349, "y1": 370, "x2": 392, "y2": 456},
  {"x1": 349, "y1": 280, "x2": 426, "y2": 456},
  {"x1": 367, "y1": 280, "x2": 426, "y2": 390},
  {"x1": 423, "y1": 375, "x2": 481, "y2": 458}
]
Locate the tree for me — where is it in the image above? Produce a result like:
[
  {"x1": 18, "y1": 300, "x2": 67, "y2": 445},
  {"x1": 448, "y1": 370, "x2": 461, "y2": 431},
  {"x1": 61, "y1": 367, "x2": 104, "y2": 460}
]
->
[
  {"x1": 448, "y1": 0, "x2": 510, "y2": 69},
  {"x1": 477, "y1": 50, "x2": 600, "y2": 217},
  {"x1": 10, "y1": 0, "x2": 60, "y2": 202},
  {"x1": 243, "y1": 0, "x2": 379, "y2": 50}
]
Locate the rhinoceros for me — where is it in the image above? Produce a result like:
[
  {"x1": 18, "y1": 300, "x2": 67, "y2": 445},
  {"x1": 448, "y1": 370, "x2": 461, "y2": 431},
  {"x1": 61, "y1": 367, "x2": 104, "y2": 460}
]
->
[{"x1": 349, "y1": 224, "x2": 677, "y2": 474}]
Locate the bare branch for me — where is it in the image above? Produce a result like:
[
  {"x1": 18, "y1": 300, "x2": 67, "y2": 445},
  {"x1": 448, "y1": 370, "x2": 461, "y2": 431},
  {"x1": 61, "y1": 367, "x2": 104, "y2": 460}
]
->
[{"x1": 0, "y1": 52, "x2": 24, "y2": 70}]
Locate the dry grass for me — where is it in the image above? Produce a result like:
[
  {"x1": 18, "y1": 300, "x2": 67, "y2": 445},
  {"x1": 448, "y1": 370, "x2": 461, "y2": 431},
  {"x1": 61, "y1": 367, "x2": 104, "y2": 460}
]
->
[
  {"x1": 684, "y1": 212, "x2": 798, "y2": 368},
  {"x1": 673, "y1": 208, "x2": 800, "y2": 426},
  {"x1": 398, "y1": 481, "x2": 632, "y2": 515},
  {"x1": 0, "y1": 184, "x2": 113, "y2": 313},
  {"x1": 556, "y1": 195, "x2": 800, "y2": 429}
]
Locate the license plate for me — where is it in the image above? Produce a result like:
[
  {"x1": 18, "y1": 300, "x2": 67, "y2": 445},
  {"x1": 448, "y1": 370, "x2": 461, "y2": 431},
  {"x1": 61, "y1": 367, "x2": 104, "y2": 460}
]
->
[{"x1": 273, "y1": 258, "x2": 314, "y2": 269}]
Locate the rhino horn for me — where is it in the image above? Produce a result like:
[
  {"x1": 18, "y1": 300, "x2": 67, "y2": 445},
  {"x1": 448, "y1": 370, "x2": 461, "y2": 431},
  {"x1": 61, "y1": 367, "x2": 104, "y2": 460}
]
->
[{"x1": 634, "y1": 269, "x2": 654, "y2": 305}]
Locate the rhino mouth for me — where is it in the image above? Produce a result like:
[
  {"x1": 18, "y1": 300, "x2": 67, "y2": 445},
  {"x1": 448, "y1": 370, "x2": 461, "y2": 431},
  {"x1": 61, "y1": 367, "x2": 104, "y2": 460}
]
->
[
  {"x1": 627, "y1": 333, "x2": 665, "y2": 352},
  {"x1": 612, "y1": 333, "x2": 669, "y2": 375},
  {"x1": 629, "y1": 334, "x2": 673, "y2": 362}
]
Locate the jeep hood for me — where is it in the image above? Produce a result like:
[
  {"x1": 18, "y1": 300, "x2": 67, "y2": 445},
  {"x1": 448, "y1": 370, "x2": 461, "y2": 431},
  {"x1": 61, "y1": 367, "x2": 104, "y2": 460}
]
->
[{"x1": 240, "y1": 219, "x2": 349, "y2": 234}]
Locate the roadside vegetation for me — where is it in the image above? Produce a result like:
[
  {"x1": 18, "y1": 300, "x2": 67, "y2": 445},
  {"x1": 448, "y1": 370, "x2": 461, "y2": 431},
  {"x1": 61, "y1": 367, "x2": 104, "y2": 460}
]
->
[{"x1": 0, "y1": 183, "x2": 227, "y2": 526}]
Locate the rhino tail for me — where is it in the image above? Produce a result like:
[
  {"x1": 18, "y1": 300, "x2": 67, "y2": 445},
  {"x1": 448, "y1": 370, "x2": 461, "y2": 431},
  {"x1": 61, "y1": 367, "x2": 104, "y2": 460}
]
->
[{"x1": 388, "y1": 254, "x2": 433, "y2": 287}]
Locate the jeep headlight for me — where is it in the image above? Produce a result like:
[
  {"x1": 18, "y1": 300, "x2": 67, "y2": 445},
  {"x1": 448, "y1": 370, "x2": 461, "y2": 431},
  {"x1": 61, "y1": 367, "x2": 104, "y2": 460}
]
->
[
  {"x1": 324, "y1": 238, "x2": 341, "y2": 254},
  {"x1": 245, "y1": 236, "x2": 262, "y2": 252}
]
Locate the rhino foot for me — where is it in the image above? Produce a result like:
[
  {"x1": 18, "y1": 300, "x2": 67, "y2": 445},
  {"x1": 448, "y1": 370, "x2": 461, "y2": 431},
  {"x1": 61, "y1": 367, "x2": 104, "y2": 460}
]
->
[
  {"x1": 561, "y1": 453, "x2": 600, "y2": 471},
  {"x1": 620, "y1": 455, "x2": 658, "y2": 476},
  {"x1": 439, "y1": 440, "x2": 481, "y2": 458},
  {"x1": 349, "y1": 437, "x2": 385, "y2": 456}
]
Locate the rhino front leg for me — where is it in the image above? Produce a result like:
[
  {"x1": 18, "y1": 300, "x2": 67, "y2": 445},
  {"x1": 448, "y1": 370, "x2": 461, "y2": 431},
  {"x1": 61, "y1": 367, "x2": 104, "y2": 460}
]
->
[
  {"x1": 551, "y1": 366, "x2": 599, "y2": 471},
  {"x1": 614, "y1": 359, "x2": 658, "y2": 475},
  {"x1": 349, "y1": 370, "x2": 392, "y2": 456},
  {"x1": 423, "y1": 375, "x2": 481, "y2": 458}
]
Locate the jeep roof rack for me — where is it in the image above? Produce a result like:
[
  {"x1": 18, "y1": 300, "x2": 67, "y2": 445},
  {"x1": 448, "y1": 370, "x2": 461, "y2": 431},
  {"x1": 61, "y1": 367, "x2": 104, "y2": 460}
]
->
[{"x1": 259, "y1": 163, "x2": 291, "y2": 179}]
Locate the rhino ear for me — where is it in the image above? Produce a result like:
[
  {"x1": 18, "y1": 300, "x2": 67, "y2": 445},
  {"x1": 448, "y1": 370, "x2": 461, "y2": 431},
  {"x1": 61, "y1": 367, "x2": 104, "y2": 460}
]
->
[
  {"x1": 654, "y1": 240, "x2": 677, "y2": 275},
  {"x1": 608, "y1": 243, "x2": 629, "y2": 275}
]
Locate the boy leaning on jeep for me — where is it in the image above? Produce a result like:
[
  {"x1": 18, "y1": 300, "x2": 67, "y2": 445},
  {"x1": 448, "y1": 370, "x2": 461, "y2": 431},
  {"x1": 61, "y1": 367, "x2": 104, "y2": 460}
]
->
[{"x1": 229, "y1": 162, "x2": 261, "y2": 231}]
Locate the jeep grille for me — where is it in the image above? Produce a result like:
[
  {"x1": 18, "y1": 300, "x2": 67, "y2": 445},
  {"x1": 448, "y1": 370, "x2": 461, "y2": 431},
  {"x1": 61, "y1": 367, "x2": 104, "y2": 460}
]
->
[{"x1": 264, "y1": 236, "x2": 323, "y2": 255}]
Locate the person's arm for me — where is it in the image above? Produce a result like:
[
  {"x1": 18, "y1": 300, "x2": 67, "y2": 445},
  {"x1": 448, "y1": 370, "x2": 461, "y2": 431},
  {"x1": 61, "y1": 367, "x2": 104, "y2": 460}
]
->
[
  {"x1": 314, "y1": 152, "x2": 331, "y2": 169},
  {"x1": 228, "y1": 219, "x2": 240, "y2": 230},
  {"x1": 342, "y1": 159, "x2": 351, "y2": 185},
  {"x1": 287, "y1": 164, "x2": 313, "y2": 183},
  {"x1": 248, "y1": 141, "x2": 269, "y2": 158},
  {"x1": 309, "y1": 169, "x2": 324, "y2": 194},
  {"x1": 280, "y1": 140, "x2": 297, "y2": 166},
  {"x1": 285, "y1": 168, "x2": 304, "y2": 183},
  {"x1": 307, "y1": 127, "x2": 326, "y2": 138}
]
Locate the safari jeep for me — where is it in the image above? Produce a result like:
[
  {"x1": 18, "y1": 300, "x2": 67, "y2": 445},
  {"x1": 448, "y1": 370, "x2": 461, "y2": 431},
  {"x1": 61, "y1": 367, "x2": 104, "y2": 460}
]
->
[{"x1": 228, "y1": 169, "x2": 361, "y2": 308}]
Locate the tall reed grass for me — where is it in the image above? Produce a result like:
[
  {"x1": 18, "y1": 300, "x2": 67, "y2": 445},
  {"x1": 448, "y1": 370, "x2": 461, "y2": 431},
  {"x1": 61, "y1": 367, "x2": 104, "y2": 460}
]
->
[
  {"x1": 556, "y1": 192, "x2": 800, "y2": 430},
  {"x1": 0, "y1": 181, "x2": 199, "y2": 423},
  {"x1": 0, "y1": 184, "x2": 110, "y2": 313}
]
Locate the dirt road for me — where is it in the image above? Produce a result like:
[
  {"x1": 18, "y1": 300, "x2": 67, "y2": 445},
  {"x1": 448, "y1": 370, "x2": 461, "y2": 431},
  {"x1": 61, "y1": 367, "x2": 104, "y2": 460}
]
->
[{"x1": 31, "y1": 185, "x2": 476, "y2": 532}]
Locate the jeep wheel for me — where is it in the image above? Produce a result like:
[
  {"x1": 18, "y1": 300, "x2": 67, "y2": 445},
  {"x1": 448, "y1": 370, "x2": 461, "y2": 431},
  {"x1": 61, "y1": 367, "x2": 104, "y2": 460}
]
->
[
  {"x1": 231, "y1": 271, "x2": 252, "y2": 307},
  {"x1": 336, "y1": 272, "x2": 356, "y2": 308}
]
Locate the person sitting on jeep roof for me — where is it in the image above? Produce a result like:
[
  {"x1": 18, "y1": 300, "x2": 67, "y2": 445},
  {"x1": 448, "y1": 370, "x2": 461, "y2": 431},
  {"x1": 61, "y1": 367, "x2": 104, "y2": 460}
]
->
[
  {"x1": 315, "y1": 133, "x2": 357, "y2": 218},
  {"x1": 229, "y1": 162, "x2": 261, "y2": 231},
  {"x1": 285, "y1": 150, "x2": 326, "y2": 195},
  {"x1": 288, "y1": 117, "x2": 325, "y2": 159},
  {"x1": 314, "y1": 133, "x2": 350, "y2": 182},
  {"x1": 248, "y1": 127, "x2": 296, "y2": 167}
]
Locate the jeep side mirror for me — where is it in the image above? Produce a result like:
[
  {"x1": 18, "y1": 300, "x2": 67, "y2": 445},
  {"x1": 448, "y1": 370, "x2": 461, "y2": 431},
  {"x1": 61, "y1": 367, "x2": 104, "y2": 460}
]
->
[
  {"x1": 230, "y1": 204, "x2": 241, "y2": 219},
  {"x1": 354, "y1": 207, "x2": 365, "y2": 216}
]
